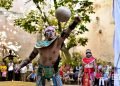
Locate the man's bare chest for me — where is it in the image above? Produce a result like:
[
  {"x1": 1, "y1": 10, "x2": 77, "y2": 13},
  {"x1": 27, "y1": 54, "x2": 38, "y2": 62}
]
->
[{"x1": 38, "y1": 40, "x2": 61, "y2": 58}]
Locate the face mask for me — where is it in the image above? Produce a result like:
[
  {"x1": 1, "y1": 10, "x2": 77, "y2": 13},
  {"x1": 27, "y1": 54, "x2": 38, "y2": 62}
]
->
[
  {"x1": 45, "y1": 30, "x2": 55, "y2": 39},
  {"x1": 86, "y1": 52, "x2": 92, "y2": 58}
]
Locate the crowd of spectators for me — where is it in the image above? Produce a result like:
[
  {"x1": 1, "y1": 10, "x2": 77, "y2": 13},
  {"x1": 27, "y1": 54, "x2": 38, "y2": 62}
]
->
[
  {"x1": 59, "y1": 62, "x2": 114, "y2": 86},
  {"x1": 0, "y1": 61, "x2": 37, "y2": 82},
  {"x1": 0, "y1": 58, "x2": 114, "y2": 86}
]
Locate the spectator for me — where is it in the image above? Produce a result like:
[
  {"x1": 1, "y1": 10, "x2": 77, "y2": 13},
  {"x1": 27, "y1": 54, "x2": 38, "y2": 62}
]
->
[
  {"x1": 27, "y1": 62, "x2": 33, "y2": 78},
  {"x1": 103, "y1": 71, "x2": 109, "y2": 86},
  {"x1": 63, "y1": 71, "x2": 70, "y2": 84},
  {"x1": 73, "y1": 66, "x2": 80, "y2": 82},
  {"x1": 99, "y1": 76, "x2": 105, "y2": 86},
  {"x1": 98, "y1": 63, "x2": 103, "y2": 71},
  {"x1": 14, "y1": 62, "x2": 21, "y2": 81},
  {"x1": 103, "y1": 65, "x2": 110, "y2": 86},
  {"x1": 94, "y1": 69, "x2": 103, "y2": 86},
  {"x1": 69, "y1": 67, "x2": 74, "y2": 79},
  {"x1": 20, "y1": 65, "x2": 27, "y2": 81},
  {"x1": 1, "y1": 62, "x2": 7, "y2": 81},
  {"x1": 109, "y1": 67, "x2": 114, "y2": 86},
  {"x1": 27, "y1": 70, "x2": 37, "y2": 82},
  {"x1": 34, "y1": 63, "x2": 38, "y2": 73},
  {"x1": 8, "y1": 60, "x2": 14, "y2": 81},
  {"x1": 0, "y1": 62, "x2": 2, "y2": 81},
  {"x1": 59, "y1": 66, "x2": 64, "y2": 79}
]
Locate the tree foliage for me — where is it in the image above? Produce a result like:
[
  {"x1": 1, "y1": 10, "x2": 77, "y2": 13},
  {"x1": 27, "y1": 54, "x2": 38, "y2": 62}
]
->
[
  {"x1": 0, "y1": 0, "x2": 13, "y2": 10},
  {"x1": 14, "y1": 0, "x2": 94, "y2": 49},
  {"x1": 14, "y1": 10, "x2": 44, "y2": 33},
  {"x1": 0, "y1": 0, "x2": 95, "y2": 64},
  {"x1": 70, "y1": 52, "x2": 82, "y2": 67}
]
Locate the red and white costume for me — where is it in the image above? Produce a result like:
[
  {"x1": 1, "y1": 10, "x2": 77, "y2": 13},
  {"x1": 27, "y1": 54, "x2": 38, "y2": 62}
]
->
[{"x1": 82, "y1": 57, "x2": 95, "y2": 86}]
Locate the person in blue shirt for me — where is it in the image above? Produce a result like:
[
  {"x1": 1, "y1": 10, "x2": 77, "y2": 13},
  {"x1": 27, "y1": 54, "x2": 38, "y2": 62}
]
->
[{"x1": 27, "y1": 70, "x2": 37, "y2": 82}]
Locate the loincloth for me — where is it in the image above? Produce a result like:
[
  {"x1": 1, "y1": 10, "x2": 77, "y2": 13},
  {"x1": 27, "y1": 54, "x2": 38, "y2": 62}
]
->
[
  {"x1": 37, "y1": 64, "x2": 55, "y2": 79},
  {"x1": 36, "y1": 64, "x2": 63, "y2": 86}
]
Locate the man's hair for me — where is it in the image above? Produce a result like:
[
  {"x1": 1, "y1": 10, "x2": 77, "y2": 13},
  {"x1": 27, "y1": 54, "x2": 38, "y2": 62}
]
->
[{"x1": 86, "y1": 49, "x2": 91, "y2": 53}]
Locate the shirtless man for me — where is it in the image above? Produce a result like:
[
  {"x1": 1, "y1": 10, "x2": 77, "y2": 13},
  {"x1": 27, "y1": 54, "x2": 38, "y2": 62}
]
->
[
  {"x1": 16, "y1": 16, "x2": 80, "y2": 86},
  {"x1": 81, "y1": 49, "x2": 96, "y2": 86}
]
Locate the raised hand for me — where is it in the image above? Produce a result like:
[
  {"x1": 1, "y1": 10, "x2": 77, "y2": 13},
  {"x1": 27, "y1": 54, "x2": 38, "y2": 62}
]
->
[{"x1": 69, "y1": 16, "x2": 81, "y2": 30}]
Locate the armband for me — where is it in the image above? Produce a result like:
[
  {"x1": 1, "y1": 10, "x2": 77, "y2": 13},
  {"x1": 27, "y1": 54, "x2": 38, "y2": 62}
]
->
[{"x1": 69, "y1": 21, "x2": 78, "y2": 30}]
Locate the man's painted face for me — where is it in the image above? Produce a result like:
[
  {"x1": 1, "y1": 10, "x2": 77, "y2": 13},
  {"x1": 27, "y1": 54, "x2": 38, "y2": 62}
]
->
[
  {"x1": 45, "y1": 29, "x2": 55, "y2": 38},
  {"x1": 86, "y1": 52, "x2": 92, "y2": 58},
  {"x1": 44, "y1": 26, "x2": 55, "y2": 39}
]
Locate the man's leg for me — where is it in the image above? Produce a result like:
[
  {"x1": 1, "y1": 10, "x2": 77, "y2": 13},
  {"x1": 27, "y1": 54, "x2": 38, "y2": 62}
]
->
[
  {"x1": 52, "y1": 73, "x2": 63, "y2": 86},
  {"x1": 36, "y1": 65, "x2": 46, "y2": 86},
  {"x1": 7, "y1": 71, "x2": 9, "y2": 81},
  {"x1": 99, "y1": 78, "x2": 102, "y2": 86},
  {"x1": 90, "y1": 72, "x2": 94, "y2": 86},
  {"x1": 24, "y1": 73, "x2": 27, "y2": 81},
  {"x1": 101, "y1": 78, "x2": 104, "y2": 86},
  {"x1": 36, "y1": 75, "x2": 45, "y2": 86}
]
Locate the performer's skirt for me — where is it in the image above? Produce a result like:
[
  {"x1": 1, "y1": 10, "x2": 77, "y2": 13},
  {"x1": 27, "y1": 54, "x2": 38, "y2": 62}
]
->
[
  {"x1": 82, "y1": 68, "x2": 94, "y2": 86},
  {"x1": 36, "y1": 64, "x2": 63, "y2": 86}
]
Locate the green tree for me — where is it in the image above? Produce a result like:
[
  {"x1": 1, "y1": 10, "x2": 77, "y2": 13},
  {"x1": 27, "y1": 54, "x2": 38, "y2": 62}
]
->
[
  {"x1": 0, "y1": 0, "x2": 13, "y2": 10},
  {"x1": 0, "y1": 0, "x2": 94, "y2": 64},
  {"x1": 71, "y1": 52, "x2": 82, "y2": 67}
]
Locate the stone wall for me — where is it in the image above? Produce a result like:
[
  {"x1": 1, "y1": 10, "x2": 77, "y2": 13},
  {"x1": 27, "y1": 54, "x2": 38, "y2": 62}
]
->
[{"x1": 74, "y1": 0, "x2": 114, "y2": 62}]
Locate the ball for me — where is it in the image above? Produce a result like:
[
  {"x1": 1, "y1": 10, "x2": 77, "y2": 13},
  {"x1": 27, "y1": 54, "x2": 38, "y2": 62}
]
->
[{"x1": 55, "y1": 6, "x2": 71, "y2": 22}]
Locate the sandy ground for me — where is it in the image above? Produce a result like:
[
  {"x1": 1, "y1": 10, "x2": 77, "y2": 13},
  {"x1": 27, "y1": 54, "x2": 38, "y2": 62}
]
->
[{"x1": 0, "y1": 81, "x2": 79, "y2": 86}]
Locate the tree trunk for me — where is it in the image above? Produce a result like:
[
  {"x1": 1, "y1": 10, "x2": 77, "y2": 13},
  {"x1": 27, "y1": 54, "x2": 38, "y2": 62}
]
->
[{"x1": 61, "y1": 44, "x2": 72, "y2": 64}]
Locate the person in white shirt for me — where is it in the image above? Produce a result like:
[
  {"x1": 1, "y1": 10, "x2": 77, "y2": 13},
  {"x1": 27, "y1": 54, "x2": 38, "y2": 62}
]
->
[
  {"x1": 14, "y1": 62, "x2": 21, "y2": 81},
  {"x1": 8, "y1": 60, "x2": 14, "y2": 81},
  {"x1": 20, "y1": 65, "x2": 27, "y2": 81},
  {"x1": 27, "y1": 62, "x2": 33, "y2": 76}
]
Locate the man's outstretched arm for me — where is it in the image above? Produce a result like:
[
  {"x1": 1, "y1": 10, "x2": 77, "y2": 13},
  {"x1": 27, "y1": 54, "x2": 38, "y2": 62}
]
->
[
  {"x1": 18, "y1": 47, "x2": 38, "y2": 70},
  {"x1": 2, "y1": 56, "x2": 8, "y2": 62},
  {"x1": 60, "y1": 16, "x2": 81, "y2": 41},
  {"x1": 2, "y1": 56, "x2": 8, "y2": 65}
]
